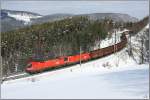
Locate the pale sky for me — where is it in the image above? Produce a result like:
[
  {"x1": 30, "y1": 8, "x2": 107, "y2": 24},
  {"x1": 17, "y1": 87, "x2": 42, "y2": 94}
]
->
[{"x1": 1, "y1": 1, "x2": 149, "y2": 20}]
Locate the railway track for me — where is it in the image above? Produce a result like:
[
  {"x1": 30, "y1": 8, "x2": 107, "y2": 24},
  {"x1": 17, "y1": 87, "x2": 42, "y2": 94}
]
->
[{"x1": 2, "y1": 73, "x2": 30, "y2": 82}]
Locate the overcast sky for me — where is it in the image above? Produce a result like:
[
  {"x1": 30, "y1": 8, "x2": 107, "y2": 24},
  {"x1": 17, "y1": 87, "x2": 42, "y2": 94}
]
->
[{"x1": 1, "y1": 1, "x2": 149, "y2": 20}]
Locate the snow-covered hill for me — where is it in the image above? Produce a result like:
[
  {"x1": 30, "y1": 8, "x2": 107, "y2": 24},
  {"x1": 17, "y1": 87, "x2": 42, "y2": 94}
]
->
[
  {"x1": 7, "y1": 12, "x2": 41, "y2": 24},
  {"x1": 1, "y1": 9, "x2": 42, "y2": 24}
]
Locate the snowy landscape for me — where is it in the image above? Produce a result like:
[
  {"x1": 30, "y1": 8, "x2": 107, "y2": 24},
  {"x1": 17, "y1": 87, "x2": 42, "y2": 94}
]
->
[
  {"x1": 1, "y1": 24, "x2": 149, "y2": 99},
  {"x1": 1, "y1": 1, "x2": 149, "y2": 99}
]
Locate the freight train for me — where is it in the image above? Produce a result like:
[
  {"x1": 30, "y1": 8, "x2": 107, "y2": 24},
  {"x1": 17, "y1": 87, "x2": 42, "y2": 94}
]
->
[{"x1": 25, "y1": 33, "x2": 127, "y2": 74}]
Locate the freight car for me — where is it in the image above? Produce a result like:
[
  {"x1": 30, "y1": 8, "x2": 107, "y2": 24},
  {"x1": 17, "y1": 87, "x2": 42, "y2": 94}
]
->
[{"x1": 26, "y1": 33, "x2": 127, "y2": 74}]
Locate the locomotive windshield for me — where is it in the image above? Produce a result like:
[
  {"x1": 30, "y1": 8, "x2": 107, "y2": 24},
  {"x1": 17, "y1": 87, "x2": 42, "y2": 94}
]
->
[{"x1": 26, "y1": 63, "x2": 32, "y2": 68}]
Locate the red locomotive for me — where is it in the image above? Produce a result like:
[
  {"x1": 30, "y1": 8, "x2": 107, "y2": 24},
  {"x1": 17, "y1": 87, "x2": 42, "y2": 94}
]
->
[
  {"x1": 26, "y1": 53, "x2": 91, "y2": 73},
  {"x1": 26, "y1": 33, "x2": 127, "y2": 74}
]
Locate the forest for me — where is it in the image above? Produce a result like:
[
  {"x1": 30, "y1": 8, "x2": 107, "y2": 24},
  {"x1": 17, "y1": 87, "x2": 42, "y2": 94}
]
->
[{"x1": 1, "y1": 16, "x2": 149, "y2": 76}]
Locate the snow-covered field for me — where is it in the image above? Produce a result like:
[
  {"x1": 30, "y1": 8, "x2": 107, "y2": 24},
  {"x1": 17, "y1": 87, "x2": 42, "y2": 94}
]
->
[{"x1": 1, "y1": 48, "x2": 149, "y2": 99}]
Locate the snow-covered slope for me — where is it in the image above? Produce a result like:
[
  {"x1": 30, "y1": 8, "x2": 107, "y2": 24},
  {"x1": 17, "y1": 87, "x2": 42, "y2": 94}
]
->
[
  {"x1": 93, "y1": 29, "x2": 129, "y2": 50},
  {"x1": 130, "y1": 24, "x2": 149, "y2": 63},
  {"x1": 1, "y1": 27, "x2": 149, "y2": 99},
  {"x1": 2, "y1": 9, "x2": 42, "y2": 24},
  {"x1": 7, "y1": 12, "x2": 41, "y2": 23},
  {"x1": 145, "y1": 24, "x2": 149, "y2": 29}
]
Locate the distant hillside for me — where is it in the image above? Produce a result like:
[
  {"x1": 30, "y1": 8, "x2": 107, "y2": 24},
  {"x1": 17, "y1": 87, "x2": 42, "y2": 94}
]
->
[
  {"x1": 80, "y1": 13, "x2": 138, "y2": 22},
  {"x1": 1, "y1": 9, "x2": 42, "y2": 32},
  {"x1": 1, "y1": 9, "x2": 139, "y2": 32},
  {"x1": 1, "y1": 9, "x2": 42, "y2": 19},
  {"x1": 32, "y1": 13, "x2": 138, "y2": 25},
  {"x1": 31, "y1": 14, "x2": 73, "y2": 24},
  {"x1": 1, "y1": 10, "x2": 23, "y2": 32}
]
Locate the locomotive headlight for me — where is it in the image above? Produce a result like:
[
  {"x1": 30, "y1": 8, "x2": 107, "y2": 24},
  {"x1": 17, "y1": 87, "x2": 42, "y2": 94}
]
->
[
  {"x1": 26, "y1": 63, "x2": 33, "y2": 72},
  {"x1": 56, "y1": 61, "x2": 59, "y2": 64}
]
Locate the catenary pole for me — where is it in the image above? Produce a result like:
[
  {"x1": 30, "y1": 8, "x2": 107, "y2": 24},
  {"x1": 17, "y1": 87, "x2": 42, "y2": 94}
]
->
[
  {"x1": 80, "y1": 46, "x2": 81, "y2": 66},
  {"x1": 0, "y1": 57, "x2": 2, "y2": 84}
]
